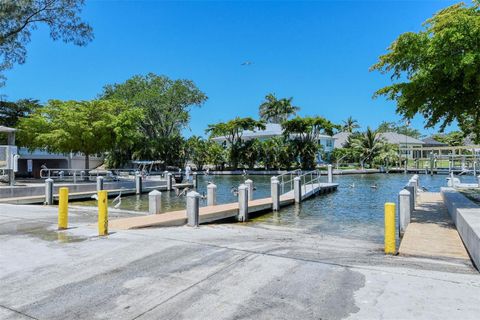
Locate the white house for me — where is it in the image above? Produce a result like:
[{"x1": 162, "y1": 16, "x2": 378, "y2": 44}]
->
[{"x1": 211, "y1": 123, "x2": 336, "y2": 161}]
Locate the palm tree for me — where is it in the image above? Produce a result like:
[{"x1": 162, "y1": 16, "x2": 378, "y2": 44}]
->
[
  {"x1": 342, "y1": 116, "x2": 360, "y2": 133},
  {"x1": 259, "y1": 93, "x2": 299, "y2": 123},
  {"x1": 350, "y1": 127, "x2": 386, "y2": 168}
]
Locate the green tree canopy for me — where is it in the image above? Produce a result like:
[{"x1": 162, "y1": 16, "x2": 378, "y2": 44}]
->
[
  {"x1": 101, "y1": 73, "x2": 207, "y2": 166},
  {"x1": 371, "y1": 1, "x2": 480, "y2": 142},
  {"x1": 349, "y1": 127, "x2": 387, "y2": 168},
  {"x1": 0, "y1": 98, "x2": 41, "y2": 128},
  {"x1": 376, "y1": 121, "x2": 422, "y2": 139},
  {"x1": 206, "y1": 117, "x2": 265, "y2": 169},
  {"x1": 0, "y1": 0, "x2": 93, "y2": 86},
  {"x1": 17, "y1": 99, "x2": 142, "y2": 169},
  {"x1": 259, "y1": 93, "x2": 299, "y2": 123},
  {"x1": 431, "y1": 131, "x2": 465, "y2": 146}
]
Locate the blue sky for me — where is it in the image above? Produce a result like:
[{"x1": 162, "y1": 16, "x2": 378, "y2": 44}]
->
[{"x1": 1, "y1": 0, "x2": 459, "y2": 137}]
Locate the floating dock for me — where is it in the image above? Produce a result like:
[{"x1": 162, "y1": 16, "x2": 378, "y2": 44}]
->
[
  {"x1": 109, "y1": 182, "x2": 338, "y2": 230},
  {"x1": 399, "y1": 192, "x2": 472, "y2": 264}
]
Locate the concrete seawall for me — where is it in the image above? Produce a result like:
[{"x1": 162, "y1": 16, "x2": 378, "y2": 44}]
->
[{"x1": 441, "y1": 187, "x2": 480, "y2": 269}]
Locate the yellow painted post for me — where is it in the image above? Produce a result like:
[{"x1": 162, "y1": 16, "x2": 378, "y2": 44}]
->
[
  {"x1": 98, "y1": 190, "x2": 108, "y2": 236},
  {"x1": 58, "y1": 187, "x2": 69, "y2": 230},
  {"x1": 384, "y1": 202, "x2": 396, "y2": 254}
]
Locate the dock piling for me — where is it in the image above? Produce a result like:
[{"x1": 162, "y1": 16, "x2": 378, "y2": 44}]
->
[
  {"x1": 167, "y1": 173, "x2": 173, "y2": 191},
  {"x1": 207, "y1": 183, "x2": 217, "y2": 206},
  {"x1": 327, "y1": 164, "x2": 333, "y2": 183},
  {"x1": 294, "y1": 177, "x2": 301, "y2": 203},
  {"x1": 135, "y1": 174, "x2": 142, "y2": 194},
  {"x1": 98, "y1": 190, "x2": 108, "y2": 236},
  {"x1": 193, "y1": 172, "x2": 198, "y2": 188},
  {"x1": 187, "y1": 191, "x2": 200, "y2": 227},
  {"x1": 58, "y1": 187, "x2": 69, "y2": 230},
  {"x1": 398, "y1": 189, "x2": 411, "y2": 237},
  {"x1": 404, "y1": 185, "x2": 415, "y2": 212},
  {"x1": 96, "y1": 176, "x2": 104, "y2": 191},
  {"x1": 271, "y1": 177, "x2": 280, "y2": 211},
  {"x1": 245, "y1": 179, "x2": 254, "y2": 201},
  {"x1": 238, "y1": 184, "x2": 249, "y2": 222},
  {"x1": 148, "y1": 190, "x2": 162, "y2": 214},
  {"x1": 45, "y1": 178, "x2": 54, "y2": 205},
  {"x1": 384, "y1": 202, "x2": 396, "y2": 254}
]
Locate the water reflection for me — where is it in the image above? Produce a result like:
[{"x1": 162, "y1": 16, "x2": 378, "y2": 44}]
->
[{"x1": 74, "y1": 173, "x2": 477, "y2": 243}]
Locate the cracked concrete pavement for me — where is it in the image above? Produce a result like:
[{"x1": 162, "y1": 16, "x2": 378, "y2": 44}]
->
[{"x1": 0, "y1": 204, "x2": 479, "y2": 320}]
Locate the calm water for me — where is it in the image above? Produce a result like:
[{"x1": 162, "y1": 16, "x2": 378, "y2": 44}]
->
[{"x1": 76, "y1": 173, "x2": 478, "y2": 243}]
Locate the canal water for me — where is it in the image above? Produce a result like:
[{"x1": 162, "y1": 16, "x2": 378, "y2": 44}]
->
[{"x1": 75, "y1": 173, "x2": 478, "y2": 243}]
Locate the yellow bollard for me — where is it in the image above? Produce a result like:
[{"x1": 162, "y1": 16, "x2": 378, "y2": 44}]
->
[
  {"x1": 58, "y1": 187, "x2": 69, "y2": 230},
  {"x1": 384, "y1": 202, "x2": 396, "y2": 254},
  {"x1": 98, "y1": 190, "x2": 108, "y2": 236}
]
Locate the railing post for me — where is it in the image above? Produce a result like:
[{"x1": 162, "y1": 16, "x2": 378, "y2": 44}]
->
[
  {"x1": 187, "y1": 191, "x2": 200, "y2": 227},
  {"x1": 294, "y1": 176, "x2": 301, "y2": 203},
  {"x1": 135, "y1": 174, "x2": 142, "y2": 194},
  {"x1": 238, "y1": 184, "x2": 249, "y2": 222},
  {"x1": 45, "y1": 178, "x2": 54, "y2": 205},
  {"x1": 207, "y1": 183, "x2": 217, "y2": 206},
  {"x1": 271, "y1": 177, "x2": 280, "y2": 211},
  {"x1": 73, "y1": 171, "x2": 77, "y2": 184},
  {"x1": 58, "y1": 187, "x2": 69, "y2": 230},
  {"x1": 327, "y1": 164, "x2": 333, "y2": 183},
  {"x1": 398, "y1": 189, "x2": 411, "y2": 237},
  {"x1": 148, "y1": 190, "x2": 162, "y2": 214},
  {"x1": 96, "y1": 176, "x2": 104, "y2": 191},
  {"x1": 167, "y1": 173, "x2": 173, "y2": 191},
  {"x1": 245, "y1": 179, "x2": 253, "y2": 201},
  {"x1": 384, "y1": 202, "x2": 396, "y2": 254}
]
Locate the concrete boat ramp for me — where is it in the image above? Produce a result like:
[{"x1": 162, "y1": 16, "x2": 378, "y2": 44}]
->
[{"x1": 109, "y1": 182, "x2": 338, "y2": 230}]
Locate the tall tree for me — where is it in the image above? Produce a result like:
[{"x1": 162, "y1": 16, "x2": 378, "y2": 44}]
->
[
  {"x1": 259, "y1": 93, "x2": 299, "y2": 123},
  {"x1": 376, "y1": 121, "x2": 422, "y2": 139},
  {"x1": 0, "y1": 98, "x2": 41, "y2": 127},
  {"x1": 17, "y1": 99, "x2": 142, "y2": 169},
  {"x1": 206, "y1": 117, "x2": 265, "y2": 169},
  {"x1": 342, "y1": 116, "x2": 360, "y2": 133},
  {"x1": 282, "y1": 116, "x2": 338, "y2": 169},
  {"x1": 101, "y1": 73, "x2": 207, "y2": 166},
  {"x1": 371, "y1": 1, "x2": 480, "y2": 142},
  {"x1": 0, "y1": 0, "x2": 93, "y2": 86},
  {"x1": 350, "y1": 127, "x2": 386, "y2": 168}
]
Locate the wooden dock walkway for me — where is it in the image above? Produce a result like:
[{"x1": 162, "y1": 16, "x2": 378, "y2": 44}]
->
[
  {"x1": 399, "y1": 192, "x2": 472, "y2": 264},
  {"x1": 109, "y1": 182, "x2": 338, "y2": 230}
]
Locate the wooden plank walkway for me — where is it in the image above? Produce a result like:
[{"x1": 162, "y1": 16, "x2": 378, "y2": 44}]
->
[
  {"x1": 399, "y1": 192, "x2": 472, "y2": 264},
  {"x1": 109, "y1": 183, "x2": 338, "y2": 230}
]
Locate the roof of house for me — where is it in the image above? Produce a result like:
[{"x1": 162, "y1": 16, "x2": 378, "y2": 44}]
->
[
  {"x1": 422, "y1": 136, "x2": 447, "y2": 146},
  {"x1": 377, "y1": 132, "x2": 424, "y2": 145},
  {"x1": 333, "y1": 132, "x2": 351, "y2": 148},
  {"x1": 211, "y1": 123, "x2": 333, "y2": 142},
  {"x1": 333, "y1": 131, "x2": 424, "y2": 148}
]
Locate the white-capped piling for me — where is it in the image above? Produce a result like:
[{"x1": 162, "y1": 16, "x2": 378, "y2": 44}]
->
[
  {"x1": 404, "y1": 184, "x2": 415, "y2": 213},
  {"x1": 45, "y1": 178, "x2": 54, "y2": 205},
  {"x1": 148, "y1": 190, "x2": 162, "y2": 214},
  {"x1": 135, "y1": 174, "x2": 142, "y2": 194},
  {"x1": 398, "y1": 189, "x2": 411, "y2": 237},
  {"x1": 271, "y1": 176, "x2": 280, "y2": 211},
  {"x1": 294, "y1": 176, "x2": 302, "y2": 203},
  {"x1": 327, "y1": 164, "x2": 333, "y2": 183},
  {"x1": 245, "y1": 179, "x2": 254, "y2": 201},
  {"x1": 193, "y1": 172, "x2": 198, "y2": 188},
  {"x1": 238, "y1": 184, "x2": 249, "y2": 222},
  {"x1": 207, "y1": 183, "x2": 217, "y2": 206},
  {"x1": 187, "y1": 191, "x2": 200, "y2": 227},
  {"x1": 96, "y1": 176, "x2": 104, "y2": 191},
  {"x1": 167, "y1": 173, "x2": 173, "y2": 191}
]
